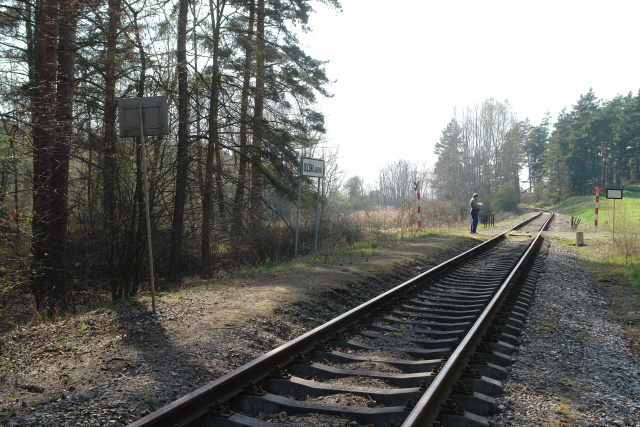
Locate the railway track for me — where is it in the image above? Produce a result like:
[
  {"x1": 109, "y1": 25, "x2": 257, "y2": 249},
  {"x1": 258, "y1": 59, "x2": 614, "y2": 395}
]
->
[{"x1": 129, "y1": 211, "x2": 553, "y2": 427}]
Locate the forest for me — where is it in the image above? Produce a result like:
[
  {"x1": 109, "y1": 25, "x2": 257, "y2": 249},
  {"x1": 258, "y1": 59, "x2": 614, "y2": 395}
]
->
[
  {"x1": 1, "y1": 0, "x2": 640, "y2": 318},
  {"x1": 431, "y1": 90, "x2": 640, "y2": 209}
]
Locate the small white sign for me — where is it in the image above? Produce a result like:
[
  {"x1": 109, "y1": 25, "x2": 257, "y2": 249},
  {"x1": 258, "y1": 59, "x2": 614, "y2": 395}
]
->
[
  {"x1": 301, "y1": 157, "x2": 324, "y2": 178},
  {"x1": 606, "y1": 188, "x2": 623, "y2": 199}
]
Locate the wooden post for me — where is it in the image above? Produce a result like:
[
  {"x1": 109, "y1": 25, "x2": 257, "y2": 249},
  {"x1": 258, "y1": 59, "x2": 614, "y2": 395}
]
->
[{"x1": 576, "y1": 231, "x2": 585, "y2": 246}]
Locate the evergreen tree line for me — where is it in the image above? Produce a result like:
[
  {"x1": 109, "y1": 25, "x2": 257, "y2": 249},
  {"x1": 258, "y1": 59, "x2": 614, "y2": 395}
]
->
[
  {"x1": 430, "y1": 89, "x2": 640, "y2": 212},
  {"x1": 0, "y1": 0, "x2": 341, "y2": 316},
  {"x1": 536, "y1": 89, "x2": 640, "y2": 203}
]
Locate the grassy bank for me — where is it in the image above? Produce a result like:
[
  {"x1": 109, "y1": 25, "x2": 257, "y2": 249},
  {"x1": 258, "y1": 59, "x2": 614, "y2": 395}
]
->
[{"x1": 550, "y1": 185, "x2": 640, "y2": 293}]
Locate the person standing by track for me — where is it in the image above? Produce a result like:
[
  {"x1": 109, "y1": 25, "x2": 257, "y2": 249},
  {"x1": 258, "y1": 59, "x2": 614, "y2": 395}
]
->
[{"x1": 470, "y1": 193, "x2": 482, "y2": 233}]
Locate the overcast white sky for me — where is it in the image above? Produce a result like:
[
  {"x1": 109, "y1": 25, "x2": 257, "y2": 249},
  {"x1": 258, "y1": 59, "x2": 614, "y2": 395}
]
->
[{"x1": 299, "y1": 0, "x2": 640, "y2": 185}]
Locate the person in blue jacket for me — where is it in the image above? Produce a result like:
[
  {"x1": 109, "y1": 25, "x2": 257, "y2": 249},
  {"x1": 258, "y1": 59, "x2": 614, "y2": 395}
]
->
[{"x1": 470, "y1": 193, "x2": 481, "y2": 233}]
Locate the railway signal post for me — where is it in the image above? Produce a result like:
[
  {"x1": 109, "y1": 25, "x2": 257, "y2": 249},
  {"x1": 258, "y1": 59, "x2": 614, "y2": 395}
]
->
[{"x1": 593, "y1": 186, "x2": 604, "y2": 233}]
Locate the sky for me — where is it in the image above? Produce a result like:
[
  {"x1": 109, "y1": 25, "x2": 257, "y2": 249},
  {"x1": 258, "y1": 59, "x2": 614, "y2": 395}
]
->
[{"x1": 298, "y1": 0, "x2": 640, "y2": 185}]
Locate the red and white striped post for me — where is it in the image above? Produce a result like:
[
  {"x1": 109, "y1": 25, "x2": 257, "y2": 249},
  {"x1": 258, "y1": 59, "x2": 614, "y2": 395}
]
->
[
  {"x1": 593, "y1": 186, "x2": 604, "y2": 232},
  {"x1": 414, "y1": 181, "x2": 421, "y2": 228}
]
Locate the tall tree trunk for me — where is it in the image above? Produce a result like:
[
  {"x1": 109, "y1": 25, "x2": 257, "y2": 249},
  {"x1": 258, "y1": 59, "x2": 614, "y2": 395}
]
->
[
  {"x1": 192, "y1": 3, "x2": 204, "y2": 200},
  {"x1": 31, "y1": 0, "x2": 76, "y2": 315},
  {"x1": 32, "y1": 0, "x2": 59, "y2": 312},
  {"x1": 85, "y1": 115, "x2": 94, "y2": 222},
  {"x1": 213, "y1": 11, "x2": 226, "y2": 227},
  {"x1": 214, "y1": 111, "x2": 226, "y2": 224},
  {"x1": 52, "y1": 0, "x2": 77, "y2": 304},
  {"x1": 170, "y1": 0, "x2": 190, "y2": 278},
  {"x1": 123, "y1": 6, "x2": 147, "y2": 298},
  {"x1": 249, "y1": 0, "x2": 265, "y2": 216},
  {"x1": 231, "y1": 0, "x2": 255, "y2": 238},
  {"x1": 32, "y1": 0, "x2": 58, "y2": 310},
  {"x1": 201, "y1": 0, "x2": 225, "y2": 278},
  {"x1": 103, "y1": 0, "x2": 121, "y2": 301}
]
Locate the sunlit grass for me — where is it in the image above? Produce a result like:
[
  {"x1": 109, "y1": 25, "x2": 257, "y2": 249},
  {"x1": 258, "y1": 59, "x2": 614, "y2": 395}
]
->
[
  {"x1": 396, "y1": 227, "x2": 450, "y2": 240},
  {"x1": 552, "y1": 186, "x2": 640, "y2": 293},
  {"x1": 575, "y1": 239, "x2": 640, "y2": 292},
  {"x1": 553, "y1": 186, "x2": 640, "y2": 233}
]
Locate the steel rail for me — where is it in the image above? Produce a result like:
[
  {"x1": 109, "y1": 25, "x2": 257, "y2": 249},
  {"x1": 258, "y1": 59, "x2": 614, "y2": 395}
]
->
[
  {"x1": 402, "y1": 211, "x2": 554, "y2": 426},
  {"x1": 128, "y1": 212, "x2": 545, "y2": 427}
]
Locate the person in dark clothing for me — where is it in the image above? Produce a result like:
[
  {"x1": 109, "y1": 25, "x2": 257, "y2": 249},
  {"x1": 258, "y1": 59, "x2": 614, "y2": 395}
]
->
[{"x1": 470, "y1": 193, "x2": 481, "y2": 233}]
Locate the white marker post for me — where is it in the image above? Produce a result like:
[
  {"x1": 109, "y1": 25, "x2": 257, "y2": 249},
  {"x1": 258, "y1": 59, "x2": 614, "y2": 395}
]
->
[{"x1": 593, "y1": 186, "x2": 604, "y2": 233}]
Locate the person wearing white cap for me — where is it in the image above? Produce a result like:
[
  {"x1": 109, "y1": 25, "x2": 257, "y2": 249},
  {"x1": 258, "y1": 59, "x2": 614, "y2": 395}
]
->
[{"x1": 470, "y1": 193, "x2": 481, "y2": 233}]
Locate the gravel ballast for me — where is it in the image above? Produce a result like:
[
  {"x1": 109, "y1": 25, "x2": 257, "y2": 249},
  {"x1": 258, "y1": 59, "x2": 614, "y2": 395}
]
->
[{"x1": 491, "y1": 243, "x2": 640, "y2": 426}]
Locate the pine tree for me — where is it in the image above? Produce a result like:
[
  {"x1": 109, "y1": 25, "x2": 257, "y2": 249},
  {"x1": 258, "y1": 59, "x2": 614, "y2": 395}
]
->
[{"x1": 433, "y1": 119, "x2": 466, "y2": 199}]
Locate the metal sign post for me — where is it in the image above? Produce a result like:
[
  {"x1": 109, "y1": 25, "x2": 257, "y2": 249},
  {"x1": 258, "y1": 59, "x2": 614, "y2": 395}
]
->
[
  {"x1": 606, "y1": 188, "x2": 623, "y2": 240},
  {"x1": 294, "y1": 157, "x2": 325, "y2": 256},
  {"x1": 118, "y1": 96, "x2": 169, "y2": 313},
  {"x1": 294, "y1": 164, "x2": 302, "y2": 257},
  {"x1": 314, "y1": 177, "x2": 321, "y2": 253}
]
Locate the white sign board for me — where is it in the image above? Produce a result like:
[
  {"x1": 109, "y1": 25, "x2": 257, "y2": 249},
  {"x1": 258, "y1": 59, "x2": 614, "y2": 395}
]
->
[
  {"x1": 301, "y1": 157, "x2": 325, "y2": 178},
  {"x1": 606, "y1": 188, "x2": 623, "y2": 199}
]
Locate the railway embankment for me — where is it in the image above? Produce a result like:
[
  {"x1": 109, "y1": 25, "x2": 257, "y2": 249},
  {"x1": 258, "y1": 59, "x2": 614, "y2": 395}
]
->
[{"x1": 1, "y1": 213, "x2": 638, "y2": 426}]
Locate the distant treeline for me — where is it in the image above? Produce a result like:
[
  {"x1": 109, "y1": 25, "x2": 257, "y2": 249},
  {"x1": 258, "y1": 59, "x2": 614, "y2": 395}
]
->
[
  {"x1": 535, "y1": 89, "x2": 640, "y2": 202},
  {"x1": 430, "y1": 89, "x2": 640, "y2": 210}
]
